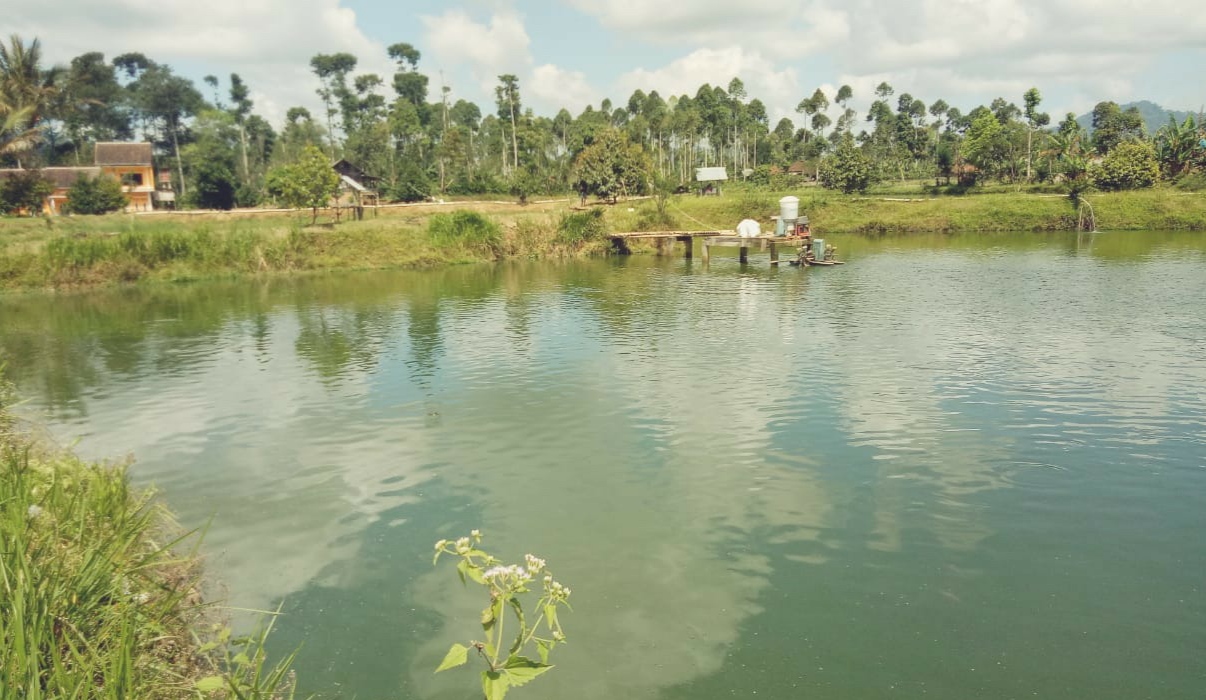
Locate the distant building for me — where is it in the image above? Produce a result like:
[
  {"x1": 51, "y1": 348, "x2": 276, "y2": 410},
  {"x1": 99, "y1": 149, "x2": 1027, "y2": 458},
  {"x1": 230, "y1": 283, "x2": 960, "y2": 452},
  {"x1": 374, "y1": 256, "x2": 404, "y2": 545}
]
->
[
  {"x1": 332, "y1": 158, "x2": 379, "y2": 210},
  {"x1": 694, "y1": 166, "x2": 728, "y2": 196},
  {"x1": 0, "y1": 141, "x2": 157, "y2": 214},
  {"x1": 94, "y1": 142, "x2": 156, "y2": 211}
]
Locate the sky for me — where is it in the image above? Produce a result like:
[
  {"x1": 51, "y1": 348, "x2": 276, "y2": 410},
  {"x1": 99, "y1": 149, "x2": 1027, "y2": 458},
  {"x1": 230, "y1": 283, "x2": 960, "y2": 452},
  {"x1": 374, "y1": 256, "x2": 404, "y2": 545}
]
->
[{"x1": 10, "y1": 0, "x2": 1206, "y2": 129}]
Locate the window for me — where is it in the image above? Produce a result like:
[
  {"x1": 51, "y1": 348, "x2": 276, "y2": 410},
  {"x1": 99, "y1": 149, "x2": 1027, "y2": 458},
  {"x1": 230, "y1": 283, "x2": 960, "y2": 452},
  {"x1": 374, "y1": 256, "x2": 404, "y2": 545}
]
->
[{"x1": 121, "y1": 172, "x2": 143, "y2": 186}]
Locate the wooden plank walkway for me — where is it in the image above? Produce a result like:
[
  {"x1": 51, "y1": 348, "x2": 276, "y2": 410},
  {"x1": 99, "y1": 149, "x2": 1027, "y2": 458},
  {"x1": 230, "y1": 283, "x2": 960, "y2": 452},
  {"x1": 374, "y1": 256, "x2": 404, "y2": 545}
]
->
[
  {"x1": 608, "y1": 230, "x2": 823, "y2": 264},
  {"x1": 608, "y1": 230, "x2": 730, "y2": 258}
]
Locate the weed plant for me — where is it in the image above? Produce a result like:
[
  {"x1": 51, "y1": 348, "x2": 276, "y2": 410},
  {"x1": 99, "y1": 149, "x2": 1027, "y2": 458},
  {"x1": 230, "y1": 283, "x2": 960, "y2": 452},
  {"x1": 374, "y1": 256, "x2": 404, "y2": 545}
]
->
[
  {"x1": 428, "y1": 210, "x2": 504, "y2": 259},
  {"x1": 0, "y1": 387, "x2": 298, "y2": 698},
  {"x1": 556, "y1": 208, "x2": 607, "y2": 244}
]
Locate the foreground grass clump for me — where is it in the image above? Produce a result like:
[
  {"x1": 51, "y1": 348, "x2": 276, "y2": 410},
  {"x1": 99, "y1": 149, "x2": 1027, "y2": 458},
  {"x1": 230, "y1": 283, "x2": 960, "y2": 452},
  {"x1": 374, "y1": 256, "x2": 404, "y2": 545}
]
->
[
  {"x1": 0, "y1": 377, "x2": 297, "y2": 698},
  {"x1": 428, "y1": 210, "x2": 505, "y2": 259},
  {"x1": 556, "y1": 208, "x2": 607, "y2": 244}
]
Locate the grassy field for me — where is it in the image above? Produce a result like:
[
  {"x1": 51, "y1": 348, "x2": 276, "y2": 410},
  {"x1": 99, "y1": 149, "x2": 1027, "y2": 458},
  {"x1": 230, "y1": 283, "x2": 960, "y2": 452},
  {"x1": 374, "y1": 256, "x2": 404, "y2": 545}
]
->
[
  {"x1": 1, "y1": 185, "x2": 1202, "y2": 290},
  {"x1": 0, "y1": 373, "x2": 297, "y2": 698}
]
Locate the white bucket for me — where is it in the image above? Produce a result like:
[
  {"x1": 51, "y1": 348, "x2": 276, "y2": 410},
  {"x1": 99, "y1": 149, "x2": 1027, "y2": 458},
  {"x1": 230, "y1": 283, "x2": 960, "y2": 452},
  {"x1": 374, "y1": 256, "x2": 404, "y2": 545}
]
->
[{"x1": 779, "y1": 196, "x2": 799, "y2": 222}]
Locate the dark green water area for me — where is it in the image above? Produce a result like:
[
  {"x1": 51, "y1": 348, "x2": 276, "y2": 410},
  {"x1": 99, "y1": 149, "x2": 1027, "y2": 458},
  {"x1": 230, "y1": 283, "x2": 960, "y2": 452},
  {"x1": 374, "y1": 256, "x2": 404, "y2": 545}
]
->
[{"x1": 2, "y1": 230, "x2": 1203, "y2": 699}]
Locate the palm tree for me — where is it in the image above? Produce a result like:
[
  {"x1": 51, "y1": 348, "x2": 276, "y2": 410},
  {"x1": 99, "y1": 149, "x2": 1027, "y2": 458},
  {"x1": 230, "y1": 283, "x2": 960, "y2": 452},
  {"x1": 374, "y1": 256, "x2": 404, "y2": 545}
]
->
[
  {"x1": 0, "y1": 35, "x2": 59, "y2": 162},
  {"x1": 1042, "y1": 131, "x2": 1088, "y2": 183},
  {"x1": 0, "y1": 103, "x2": 39, "y2": 158}
]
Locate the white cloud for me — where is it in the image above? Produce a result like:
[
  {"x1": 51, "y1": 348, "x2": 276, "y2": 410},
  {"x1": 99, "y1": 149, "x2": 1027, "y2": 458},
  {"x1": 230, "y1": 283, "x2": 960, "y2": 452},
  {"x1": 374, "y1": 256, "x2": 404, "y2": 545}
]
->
[
  {"x1": 530, "y1": 64, "x2": 600, "y2": 114},
  {"x1": 579, "y1": 0, "x2": 1206, "y2": 118},
  {"x1": 422, "y1": 9, "x2": 532, "y2": 93},
  {"x1": 421, "y1": 9, "x2": 601, "y2": 115},
  {"x1": 8, "y1": 0, "x2": 392, "y2": 125},
  {"x1": 9, "y1": 0, "x2": 1206, "y2": 129},
  {"x1": 616, "y1": 47, "x2": 800, "y2": 122}
]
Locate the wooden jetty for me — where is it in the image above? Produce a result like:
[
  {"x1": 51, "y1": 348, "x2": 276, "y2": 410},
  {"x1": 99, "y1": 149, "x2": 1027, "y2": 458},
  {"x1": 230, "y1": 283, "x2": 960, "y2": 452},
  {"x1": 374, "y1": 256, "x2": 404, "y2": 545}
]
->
[
  {"x1": 609, "y1": 230, "x2": 726, "y2": 257},
  {"x1": 609, "y1": 231, "x2": 829, "y2": 264}
]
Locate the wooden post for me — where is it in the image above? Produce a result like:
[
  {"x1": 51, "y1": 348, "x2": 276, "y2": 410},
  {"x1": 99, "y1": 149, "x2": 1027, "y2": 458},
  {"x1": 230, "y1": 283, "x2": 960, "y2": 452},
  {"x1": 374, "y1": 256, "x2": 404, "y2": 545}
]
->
[
  {"x1": 770, "y1": 241, "x2": 779, "y2": 263},
  {"x1": 702, "y1": 239, "x2": 710, "y2": 263},
  {"x1": 681, "y1": 236, "x2": 693, "y2": 259},
  {"x1": 739, "y1": 245, "x2": 749, "y2": 263},
  {"x1": 655, "y1": 238, "x2": 667, "y2": 256}
]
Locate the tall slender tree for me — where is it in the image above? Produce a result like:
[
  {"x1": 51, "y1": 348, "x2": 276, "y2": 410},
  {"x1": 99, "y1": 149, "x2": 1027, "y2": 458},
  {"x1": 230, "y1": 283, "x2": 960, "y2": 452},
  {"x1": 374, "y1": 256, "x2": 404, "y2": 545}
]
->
[{"x1": 495, "y1": 74, "x2": 520, "y2": 175}]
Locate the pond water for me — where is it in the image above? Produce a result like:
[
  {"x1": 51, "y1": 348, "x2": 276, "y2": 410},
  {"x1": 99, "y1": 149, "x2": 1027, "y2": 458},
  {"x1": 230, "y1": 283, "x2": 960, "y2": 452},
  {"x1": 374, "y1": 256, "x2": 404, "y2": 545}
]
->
[{"x1": 2, "y1": 231, "x2": 1204, "y2": 699}]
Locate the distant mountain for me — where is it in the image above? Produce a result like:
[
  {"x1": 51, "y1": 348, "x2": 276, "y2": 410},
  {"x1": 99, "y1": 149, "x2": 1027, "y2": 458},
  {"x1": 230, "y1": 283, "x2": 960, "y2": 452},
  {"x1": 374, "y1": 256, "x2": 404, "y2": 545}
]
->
[{"x1": 1075, "y1": 100, "x2": 1200, "y2": 135}]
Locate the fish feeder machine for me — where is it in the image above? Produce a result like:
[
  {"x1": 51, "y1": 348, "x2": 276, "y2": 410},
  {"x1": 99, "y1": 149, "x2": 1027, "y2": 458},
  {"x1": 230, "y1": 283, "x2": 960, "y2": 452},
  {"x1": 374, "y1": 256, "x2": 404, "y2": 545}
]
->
[{"x1": 774, "y1": 196, "x2": 811, "y2": 239}]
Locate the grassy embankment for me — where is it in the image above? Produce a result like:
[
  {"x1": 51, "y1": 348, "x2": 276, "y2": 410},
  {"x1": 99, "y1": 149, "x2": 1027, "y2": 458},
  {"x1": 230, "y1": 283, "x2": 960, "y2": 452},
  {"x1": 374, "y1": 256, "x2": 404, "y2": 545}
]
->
[
  {"x1": 0, "y1": 373, "x2": 297, "y2": 698},
  {"x1": 1, "y1": 185, "x2": 1203, "y2": 290}
]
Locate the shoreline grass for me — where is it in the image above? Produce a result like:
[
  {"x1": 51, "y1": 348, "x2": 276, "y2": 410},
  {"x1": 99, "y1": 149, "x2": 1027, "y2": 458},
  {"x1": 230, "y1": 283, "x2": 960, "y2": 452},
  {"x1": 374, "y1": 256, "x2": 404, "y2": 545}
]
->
[
  {"x1": 0, "y1": 372, "x2": 297, "y2": 698},
  {"x1": 1, "y1": 185, "x2": 1202, "y2": 291}
]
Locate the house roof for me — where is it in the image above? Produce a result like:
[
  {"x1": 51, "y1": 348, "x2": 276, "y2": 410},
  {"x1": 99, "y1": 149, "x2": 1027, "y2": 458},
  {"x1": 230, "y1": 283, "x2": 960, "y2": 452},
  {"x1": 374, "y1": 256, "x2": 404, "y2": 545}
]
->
[
  {"x1": 339, "y1": 174, "x2": 368, "y2": 193},
  {"x1": 694, "y1": 166, "x2": 728, "y2": 182},
  {"x1": 332, "y1": 158, "x2": 380, "y2": 183},
  {"x1": 94, "y1": 142, "x2": 153, "y2": 166},
  {"x1": 1, "y1": 166, "x2": 105, "y2": 189},
  {"x1": 42, "y1": 167, "x2": 103, "y2": 188}
]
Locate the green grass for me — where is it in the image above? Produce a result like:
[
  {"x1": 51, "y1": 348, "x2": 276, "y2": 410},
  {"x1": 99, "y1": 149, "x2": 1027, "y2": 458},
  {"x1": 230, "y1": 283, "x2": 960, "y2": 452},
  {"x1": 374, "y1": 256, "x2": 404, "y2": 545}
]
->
[
  {"x1": 0, "y1": 371, "x2": 298, "y2": 698},
  {"x1": 1, "y1": 185, "x2": 1202, "y2": 290}
]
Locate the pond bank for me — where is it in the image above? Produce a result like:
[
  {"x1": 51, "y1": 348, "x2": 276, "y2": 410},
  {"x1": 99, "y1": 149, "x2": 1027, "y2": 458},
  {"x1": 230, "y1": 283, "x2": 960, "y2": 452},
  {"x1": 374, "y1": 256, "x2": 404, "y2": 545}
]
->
[
  {"x1": 0, "y1": 379, "x2": 297, "y2": 698},
  {"x1": 1, "y1": 187, "x2": 1202, "y2": 291}
]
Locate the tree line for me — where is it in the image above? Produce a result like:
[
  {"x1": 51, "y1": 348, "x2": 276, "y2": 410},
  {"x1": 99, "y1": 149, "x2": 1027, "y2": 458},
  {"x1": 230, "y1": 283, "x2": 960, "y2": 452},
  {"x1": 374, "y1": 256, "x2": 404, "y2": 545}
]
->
[{"x1": 2, "y1": 33, "x2": 1204, "y2": 214}]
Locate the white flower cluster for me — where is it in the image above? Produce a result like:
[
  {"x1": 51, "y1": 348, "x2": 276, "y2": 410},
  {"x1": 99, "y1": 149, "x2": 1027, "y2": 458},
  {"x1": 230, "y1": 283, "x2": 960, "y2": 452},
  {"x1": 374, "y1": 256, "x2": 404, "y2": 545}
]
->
[
  {"x1": 482, "y1": 564, "x2": 533, "y2": 585},
  {"x1": 434, "y1": 530, "x2": 484, "y2": 555},
  {"x1": 27, "y1": 504, "x2": 43, "y2": 519},
  {"x1": 548, "y1": 580, "x2": 571, "y2": 601},
  {"x1": 524, "y1": 554, "x2": 546, "y2": 575}
]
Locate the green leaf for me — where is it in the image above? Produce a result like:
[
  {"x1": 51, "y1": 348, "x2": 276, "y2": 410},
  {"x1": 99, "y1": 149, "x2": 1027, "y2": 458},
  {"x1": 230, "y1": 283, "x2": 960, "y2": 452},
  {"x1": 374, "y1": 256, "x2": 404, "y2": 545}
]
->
[
  {"x1": 435, "y1": 643, "x2": 470, "y2": 673},
  {"x1": 465, "y1": 563, "x2": 486, "y2": 584},
  {"x1": 483, "y1": 596, "x2": 503, "y2": 632},
  {"x1": 507, "y1": 597, "x2": 526, "y2": 655},
  {"x1": 194, "y1": 676, "x2": 226, "y2": 692},
  {"x1": 231, "y1": 652, "x2": 251, "y2": 666},
  {"x1": 503, "y1": 656, "x2": 553, "y2": 687},
  {"x1": 456, "y1": 559, "x2": 468, "y2": 585},
  {"x1": 536, "y1": 639, "x2": 551, "y2": 664},
  {"x1": 482, "y1": 670, "x2": 510, "y2": 700},
  {"x1": 544, "y1": 604, "x2": 559, "y2": 632}
]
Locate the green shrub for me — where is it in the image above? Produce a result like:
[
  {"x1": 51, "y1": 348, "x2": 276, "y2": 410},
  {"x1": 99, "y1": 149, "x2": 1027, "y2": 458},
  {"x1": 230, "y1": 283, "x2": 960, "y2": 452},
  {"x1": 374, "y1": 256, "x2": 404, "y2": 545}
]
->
[
  {"x1": 185, "y1": 158, "x2": 237, "y2": 210},
  {"x1": 1090, "y1": 141, "x2": 1161, "y2": 191},
  {"x1": 428, "y1": 210, "x2": 503, "y2": 258},
  {"x1": 1173, "y1": 172, "x2": 1206, "y2": 192},
  {"x1": 386, "y1": 159, "x2": 433, "y2": 203},
  {"x1": 64, "y1": 174, "x2": 128, "y2": 215},
  {"x1": 557, "y1": 208, "x2": 607, "y2": 244},
  {"x1": 0, "y1": 171, "x2": 53, "y2": 216},
  {"x1": 818, "y1": 134, "x2": 874, "y2": 194}
]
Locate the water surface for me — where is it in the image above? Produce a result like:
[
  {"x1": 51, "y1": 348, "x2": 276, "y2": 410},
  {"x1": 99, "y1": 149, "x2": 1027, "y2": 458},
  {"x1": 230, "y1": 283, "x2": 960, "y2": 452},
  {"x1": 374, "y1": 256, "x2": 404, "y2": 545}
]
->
[{"x1": 2, "y1": 230, "x2": 1204, "y2": 699}]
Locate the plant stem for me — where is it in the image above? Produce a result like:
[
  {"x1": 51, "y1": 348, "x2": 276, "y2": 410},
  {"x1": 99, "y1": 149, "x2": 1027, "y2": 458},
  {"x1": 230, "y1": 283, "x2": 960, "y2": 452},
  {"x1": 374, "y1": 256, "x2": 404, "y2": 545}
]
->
[{"x1": 491, "y1": 593, "x2": 505, "y2": 669}]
